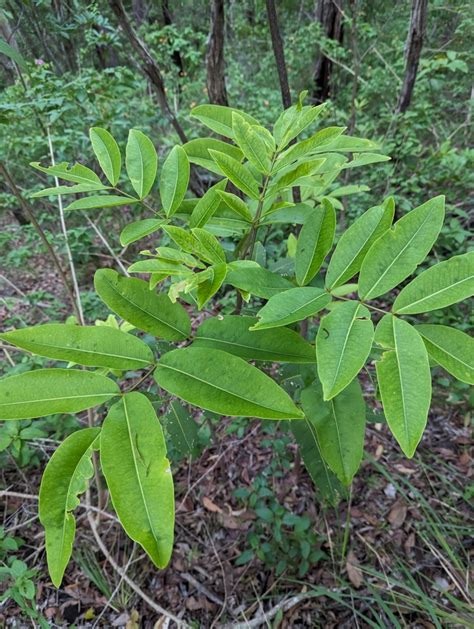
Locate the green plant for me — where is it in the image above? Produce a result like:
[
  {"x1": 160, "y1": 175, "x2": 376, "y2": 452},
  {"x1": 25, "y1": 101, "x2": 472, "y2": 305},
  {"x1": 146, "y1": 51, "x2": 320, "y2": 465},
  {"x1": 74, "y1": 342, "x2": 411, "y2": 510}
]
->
[
  {"x1": 0, "y1": 99, "x2": 472, "y2": 589},
  {"x1": 0, "y1": 547, "x2": 47, "y2": 627}
]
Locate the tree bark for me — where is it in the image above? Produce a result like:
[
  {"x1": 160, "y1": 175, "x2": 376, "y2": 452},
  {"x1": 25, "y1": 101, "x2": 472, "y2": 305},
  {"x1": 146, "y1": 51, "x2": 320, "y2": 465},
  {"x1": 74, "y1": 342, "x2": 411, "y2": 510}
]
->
[
  {"x1": 265, "y1": 0, "x2": 292, "y2": 109},
  {"x1": 312, "y1": 0, "x2": 344, "y2": 103},
  {"x1": 108, "y1": 0, "x2": 188, "y2": 144},
  {"x1": 206, "y1": 0, "x2": 229, "y2": 106},
  {"x1": 396, "y1": 0, "x2": 428, "y2": 114},
  {"x1": 161, "y1": 0, "x2": 185, "y2": 76}
]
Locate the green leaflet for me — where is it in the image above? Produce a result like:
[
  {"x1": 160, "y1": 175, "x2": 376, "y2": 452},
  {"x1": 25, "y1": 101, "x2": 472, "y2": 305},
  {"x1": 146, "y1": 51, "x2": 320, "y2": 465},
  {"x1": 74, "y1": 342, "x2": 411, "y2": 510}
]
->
[
  {"x1": 31, "y1": 182, "x2": 108, "y2": 198},
  {"x1": 189, "y1": 179, "x2": 227, "y2": 228},
  {"x1": 275, "y1": 127, "x2": 345, "y2": 172},
  {"x1": 301, "y1": 378, "x2": 366, "y2": 485},
  {"x1": 393, "y1": 251, "x2": 474, "y2": 314},
  {"x1": 273, "y1": 103, "x2": 327, "y2": 148},
  {"x1": 225, "y1": 264, "x2": 293, "y2": 299},
  {"x1": 39, "y1": 428, "x2": 100, "y2": 587},
  {"x1": 193, "y1": 315, "x2": 314, "y2": 363},
  {"x1": 183, "y1": 138, "x2": 243, "y2": 175},
  {"x1": 101, "y1": 393, "x2": 174, "y2": 568},
  {"x1": 0, "y1": 324, "x2": 154, "y2": 370},
  {"x1": 316, "y1": 301, "x2": 374, "y2": 400},
  {"x1": 94, "y1": 269, "x2": 191, "y2": 341},
  {"x1": 89, "y1": 128, "x2": 121, "y2": 186},
  {"x1": 358, "y1": 196, "x2": 445, "y2": 300},
  {"x1": 192, "y1": 228, "x2": 227, "y2": 264},
  {"x1": 376, "y1": 317, "x2": 431, "y2": 458},
  {"x1": 216, "y1": 190, "x2": 253, "y2": 222},
  {"x1": 232, "y1": 112, "x2": 272, "y2": 174},
  {"x1": 30, "y1": 161, "x2": 102, "y2": 186},
  {"x1": 0, "y1": 369, "x2": 119, "y2": 420},
  {"x1": 154, "y1": 347, "x2": 304, "y2": 420},
  {"x1": 208, "y1": 150, "x2": 260, "y2": 200},
  {"x1": 272, "y1": 159, "x2": 325, "y2": 192},
  {"x1": 196, "y1": 263, "x2": 227, "y2": 308},
  {"x1": 291, "y1": 417, "x2": 344, "y2": 505},
  {"x1": 415, "y1": 324, "x2": 474, "y2": 385},
  {"x1": 120, "y1": 219, "x2": 165, "y2": 246},
  {"x1": 164, "y1": 400, "x2": 200, "y2": 459},
  {"x1": 251, "y1": 287, "x2": 332, "y2": 330},
  {"x1": 126, "y1": 129, "x2": 158, "y2": 199},
  {"x1": 313, "y1": 136, "x2": 381, "y2": 153},
  {"x1": 160, "y1": 145, "x2": 190, "y2": 217},
  {"x1": 295, "y1": 199, "x2": 336, "y2": 286},
  {"x1": 325, "y1": 198, "x2": 395, "y2": 289},
  {"x1": 65, "y1": 195, "x2": 138, "y2": 211},
  {"x1": 190, "y1": 104, "x2": 260, "y2": 139},
  {"x1": 128, "y1": 259, "x2": 192, "y2": 276}
]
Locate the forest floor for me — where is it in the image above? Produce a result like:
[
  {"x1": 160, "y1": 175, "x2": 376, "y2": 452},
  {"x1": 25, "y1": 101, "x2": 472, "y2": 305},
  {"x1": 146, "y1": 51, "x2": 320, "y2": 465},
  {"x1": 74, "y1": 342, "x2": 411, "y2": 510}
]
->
[{"x1": 0, "y1": 221, "x2": 473, "y2": 628}]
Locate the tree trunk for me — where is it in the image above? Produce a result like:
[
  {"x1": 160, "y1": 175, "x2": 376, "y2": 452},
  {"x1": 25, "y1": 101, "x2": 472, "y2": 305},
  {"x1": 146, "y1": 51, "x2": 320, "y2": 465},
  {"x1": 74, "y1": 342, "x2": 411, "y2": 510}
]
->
[
  {"x1": 108, "y1": 0, "x2": 188, "y2": 144},
  {"x1": 161, "y1": 0, "x2": 185, "y2": 76},
  {"x1": 265, "y1": 0, "x2": 292, "y2": 109},
  {"x1": 312, "y1": 0, "x2": 344, "y2": 103},
  {"x1": 206, "y1": 0, "x2": 229, "y2": 105},
  {"x1": 132, "y1": 0, "x2": 148, "y2": 24},
  {"x1": 396, "y1": 0, "x2": 428, "y2": 114}
]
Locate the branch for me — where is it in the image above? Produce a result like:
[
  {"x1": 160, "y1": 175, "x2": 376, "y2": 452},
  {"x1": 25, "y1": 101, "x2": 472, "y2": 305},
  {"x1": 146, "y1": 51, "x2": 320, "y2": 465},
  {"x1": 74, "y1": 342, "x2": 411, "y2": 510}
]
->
[{"x1": 265, "y1": 0, "x2": 291, "y2": 108}]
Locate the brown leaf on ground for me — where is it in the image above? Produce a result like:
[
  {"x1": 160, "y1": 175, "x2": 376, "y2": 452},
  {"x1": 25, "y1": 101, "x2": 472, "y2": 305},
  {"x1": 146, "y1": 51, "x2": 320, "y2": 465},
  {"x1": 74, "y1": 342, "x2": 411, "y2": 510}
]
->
[
  {"x1": 388, "y1": 500, "x2": 408, "y2": 528},
  {"x1": 346, "y1": 551, "x2": 363, "y2": 588},
  {"x1": 203, "y1": 496, "x2": 223, "y2": 513}
]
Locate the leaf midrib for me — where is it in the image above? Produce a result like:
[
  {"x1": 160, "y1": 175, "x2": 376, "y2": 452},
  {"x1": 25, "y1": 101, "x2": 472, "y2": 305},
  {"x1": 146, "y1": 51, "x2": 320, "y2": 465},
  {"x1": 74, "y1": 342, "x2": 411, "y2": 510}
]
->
[
  {"x1": 5, "y1": 338, "x2": 151, "y2": 365},
  {"x1": 363, "y1": 208, "x2": 435, "y2": 299},
  {"x1": 195, "y1": 334, "x2": 311, "y2": 359},
  {"x1": 123, "y1": 396, "x2": 161, "y2": 554},
  {"x1": 396, "y1": 275, "x2": 473, "y2": 312},
  {"x1": 1, "y1": 392, "x2": 115, "y2": 408},
  {"x1": 157, "y1": 362, "x2": 294, "y2": 416},
  {"x1": 102, "y1": 274, "x2": 186, "y2": 337}
]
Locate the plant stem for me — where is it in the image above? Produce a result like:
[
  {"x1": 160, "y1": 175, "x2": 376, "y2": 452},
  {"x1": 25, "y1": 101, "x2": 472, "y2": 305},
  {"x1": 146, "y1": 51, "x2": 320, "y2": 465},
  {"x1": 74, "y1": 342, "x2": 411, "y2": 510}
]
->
[{"x1": 46, "y1": 127, "x2": 84, "y2": 324}]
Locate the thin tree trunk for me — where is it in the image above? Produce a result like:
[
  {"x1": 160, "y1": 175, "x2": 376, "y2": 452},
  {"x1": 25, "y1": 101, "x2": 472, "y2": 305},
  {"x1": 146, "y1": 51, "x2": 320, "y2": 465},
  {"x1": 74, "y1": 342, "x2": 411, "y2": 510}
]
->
[
  {"x1": 161, "y1": 0, "x2": 185, "y2": 76},
  {"x1": 206, "y1": 0, "x2": 229, "y2": 106},
  {"x1": 132, "y1": 0, "x2": 148, "y2": 24},
  {"x1": 396, "y1": 0, "x2": 428, "y2": 114},
  {"x1": 265, "y1": 0, "x2": 292, "y2": 109},
  {"x1": 312, "y1": 0, "x2": 344, "y2": 103},
  {"x1": 108, "y1": 0, "x2": 188, "y2": 144}
]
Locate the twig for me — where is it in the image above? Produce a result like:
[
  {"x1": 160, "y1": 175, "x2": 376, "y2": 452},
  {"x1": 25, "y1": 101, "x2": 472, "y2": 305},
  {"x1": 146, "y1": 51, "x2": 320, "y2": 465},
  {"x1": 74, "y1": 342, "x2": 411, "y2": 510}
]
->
[
  {"x1": 86, "y1": 510, "x2": 190, "y2": 627},
  {"x1": 84, "y1": 215, "x2": 129, "y2": 276},
  {"x1": 46, "y1": 127, "x2": 84, "y2": 324},
  {"x1": 224, "y1": 592, "x2": 316, "y2": 629}
]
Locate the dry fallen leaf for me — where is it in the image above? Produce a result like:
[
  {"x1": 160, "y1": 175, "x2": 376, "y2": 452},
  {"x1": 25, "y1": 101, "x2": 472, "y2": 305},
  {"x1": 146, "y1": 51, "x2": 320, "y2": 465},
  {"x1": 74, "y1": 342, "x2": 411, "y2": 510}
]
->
[
  {"x1": 346, "y1": 550, "x2": 363, "y2": 588},
  {"x1": 202, "y1": 496, "x2": 222, "y2": 513},
  {"x1": 388, "y1": 500, "x2": 408, "y2": 528}
]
